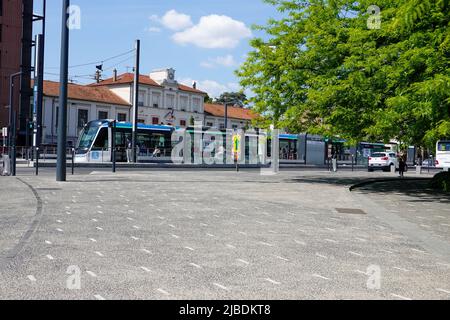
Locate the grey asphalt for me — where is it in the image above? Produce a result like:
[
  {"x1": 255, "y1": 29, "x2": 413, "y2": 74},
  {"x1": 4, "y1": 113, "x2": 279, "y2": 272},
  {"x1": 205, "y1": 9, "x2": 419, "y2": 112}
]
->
[{"x1": 0, "y1": 168, "x2": 449, "y2": 300}]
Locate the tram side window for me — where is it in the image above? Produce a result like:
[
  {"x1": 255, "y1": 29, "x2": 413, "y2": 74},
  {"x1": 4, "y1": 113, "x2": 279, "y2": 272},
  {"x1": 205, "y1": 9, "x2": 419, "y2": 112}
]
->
[
  {"x1": 137, "y1": 132, "x2": 152, "y2": 151},
  {"x1": 92, "y1": 128, "x2": 108, "y2": 150},
  {"x1": 114, "y1": 131, "x2": 125, "y2": 148},
  {"x1": 151, "y1": 133, "x2": 166, "y2": 149}
]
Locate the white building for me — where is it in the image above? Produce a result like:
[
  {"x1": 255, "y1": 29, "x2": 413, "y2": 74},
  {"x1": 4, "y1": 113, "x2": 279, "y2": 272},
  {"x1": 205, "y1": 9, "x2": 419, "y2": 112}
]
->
[
  {"x1": 203, "y1": 103, "x2": 257, "y2": 130},
  {"x1": 39, "y1": 68, "x2": 258, "y2": 147},
  {"x1": 91, "y1": 68, "x2": 207, "y2": 128},
  {"x1": 41, "y1": 80, "x2": 131, "y2": 146}
]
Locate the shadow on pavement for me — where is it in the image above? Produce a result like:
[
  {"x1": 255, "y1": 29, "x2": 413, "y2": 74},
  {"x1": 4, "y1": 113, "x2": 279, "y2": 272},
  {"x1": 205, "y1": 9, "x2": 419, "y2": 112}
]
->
[{"x1": 354, "y1": 179, "x2": 450, "y2": 204}]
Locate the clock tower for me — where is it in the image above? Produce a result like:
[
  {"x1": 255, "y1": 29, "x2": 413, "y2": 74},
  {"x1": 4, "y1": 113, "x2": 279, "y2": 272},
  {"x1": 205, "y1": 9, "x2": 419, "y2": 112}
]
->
[{"x1": 149, "y1": 68, "x2": 177, "y2": 85}]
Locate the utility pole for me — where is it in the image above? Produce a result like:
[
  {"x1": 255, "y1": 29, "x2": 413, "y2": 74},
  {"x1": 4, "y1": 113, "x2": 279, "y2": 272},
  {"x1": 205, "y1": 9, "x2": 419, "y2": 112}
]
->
[
  {"x1": 9, "y1": 72, "x2": 22, "y2": 177},
  {"x1": 56, "y1": 0, "x2": 70, "y2": 182},
  {"x1": 224, "y1": 103, "x2": 228, "y2": 130},
  {"x1": 33, "y1": 33, "x2": 44, "y2": 175},
  {"x1": 132, "y1": 39, "x2": 140, "y2": 163}
]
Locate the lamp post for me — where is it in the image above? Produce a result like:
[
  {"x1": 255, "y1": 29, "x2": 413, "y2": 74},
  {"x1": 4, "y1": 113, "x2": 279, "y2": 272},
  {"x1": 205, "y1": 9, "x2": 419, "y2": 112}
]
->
[
  {"x1": 9, "y1": 72, "x2": 22, "y2": 176},
  {"x1": 56, "y1": 0, "x2": 70, "y2": 182},
  {"x1": 224, "y1": 103, "x2": 229, "y2": 130},
  {"x1": 132, "y1": 39, "x2": 140, "y2": 163}
]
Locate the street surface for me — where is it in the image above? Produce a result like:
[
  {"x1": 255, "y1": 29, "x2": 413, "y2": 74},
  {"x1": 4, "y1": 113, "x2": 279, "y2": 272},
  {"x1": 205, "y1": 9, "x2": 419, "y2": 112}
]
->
[{"x1": 0, "y1": 168, "x2": 449, "y2": 300}]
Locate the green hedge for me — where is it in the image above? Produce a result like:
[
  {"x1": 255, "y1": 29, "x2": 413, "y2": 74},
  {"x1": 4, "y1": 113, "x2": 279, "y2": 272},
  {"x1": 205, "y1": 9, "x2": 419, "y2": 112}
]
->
[{"x1": 429, "y1": 172, "x2": 450, "y2": 192}]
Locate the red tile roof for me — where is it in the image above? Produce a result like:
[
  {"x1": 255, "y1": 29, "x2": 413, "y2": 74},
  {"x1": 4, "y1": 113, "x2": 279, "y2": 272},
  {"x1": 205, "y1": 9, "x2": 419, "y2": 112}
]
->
[
  {"x1": 91, "y1": 72, "x2": 207, "y2": 95},
  {"x1": 204, "y1": 103, "x2": 258, "y2": 121},
  {"x1": 41, "y1": 80, "x2": 131, "y2": 106}
]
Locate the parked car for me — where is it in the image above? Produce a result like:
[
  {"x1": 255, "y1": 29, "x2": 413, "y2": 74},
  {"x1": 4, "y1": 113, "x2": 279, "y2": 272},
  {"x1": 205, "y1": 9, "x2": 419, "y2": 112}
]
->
[{"x1": 368, "y1": 152, "x2": 399, "y2": 172}]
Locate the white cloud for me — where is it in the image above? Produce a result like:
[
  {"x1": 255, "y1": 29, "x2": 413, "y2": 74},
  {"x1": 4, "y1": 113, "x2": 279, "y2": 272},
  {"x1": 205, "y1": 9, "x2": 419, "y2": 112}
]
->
[
  {"x1": 161, "y1": 10, "x2": 193, "y2": 31},
  {"x1": 172, "y1": 15, "x2": 252, "y2": 49},
  {"x1": 148, "y1": 10, "x2": 193, "y2": 33},
  {"x1": 201, "y1": 54, "x2": 237, "y2": 68},
  {"x1": 147, "y1": 26, "x2": 161, "y2": 33},
  {"x1": 180, "y1": 78, "x2": 242, "y2": 98}
]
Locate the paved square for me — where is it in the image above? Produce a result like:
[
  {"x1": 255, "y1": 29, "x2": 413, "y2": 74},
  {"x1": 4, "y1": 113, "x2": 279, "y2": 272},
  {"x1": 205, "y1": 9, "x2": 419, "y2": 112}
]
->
[{"x1": 0, "y1": 169, "x2": 449, "y2": 300}]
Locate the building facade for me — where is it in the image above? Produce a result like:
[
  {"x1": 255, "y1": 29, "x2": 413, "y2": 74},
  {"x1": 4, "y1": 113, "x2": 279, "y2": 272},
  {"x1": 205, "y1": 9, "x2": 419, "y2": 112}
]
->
[
  {"x1": 41, "y1": 80, "x2": 131, "y2": 146},
  {"x1": 0, "y1": 0, "x2": 34, "y2": 146},
  {"x1": 0, "y1": 0, "x2": 22, "y2": 142},
  {"x1": 92, "y1": 68, "x2": 207, "y2": 128},
  {"x1": 38, "y1": 68, "x2": 258, "y2": 147},
  {"x1": 204, "y1": 103, "x2": 257, "y2": 130}
]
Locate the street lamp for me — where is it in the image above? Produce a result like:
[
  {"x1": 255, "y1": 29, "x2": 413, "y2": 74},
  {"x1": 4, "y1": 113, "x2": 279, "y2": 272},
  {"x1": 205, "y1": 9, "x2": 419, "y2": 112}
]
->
[
  {"x1": 224, "y1": 103, "x2": 229, "y2": 130},
  {"x1": 56, "y1": 0, "x2": 70, "y2": 182},
  {"x1": 9, "y1": 72, "x2": 22, "y2": 176}
]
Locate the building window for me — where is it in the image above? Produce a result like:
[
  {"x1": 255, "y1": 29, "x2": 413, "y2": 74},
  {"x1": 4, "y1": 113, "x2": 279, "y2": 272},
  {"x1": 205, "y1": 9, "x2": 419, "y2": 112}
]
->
[
  {"x1": 55, "y1": 107, "x2": 59, "y2": 129},
  {"x1": 192, "y1": 98, "x2": 201, "y2": 113},
  {"x1": 78, "y1": 109, "x2": 89, "y2": 128},
  {"x1": 206, "y1": 122, "x2": 214, "y2": 127},
  {"x1": 138, "y1": 91, "x2": 145, "y2": 107},
  {"x1": 180, "y1": 96, "x2": 188, "y2": 111},
  {"x1": 152, "y1": 117, "x2": 159, "y2": 125},
  {"x1": 98, "y1": 111, "x2": 108, "y2": 120},
  {"x1": 166, "y1": 94, "x2": 175, "y2": 109},
  {"x1": 180, "y1": 120, "x2": 187, "y2": 127},
  {"x1": 152, "y1": 92, "x2": 161, "y2": 108},
  {"x1": 232, "y1": 124, "x2": 238, "y2": 130},
  {"x1": 219, "y1": 123, "x2": 225, "y2": 130},
  {"x1": 117, "y1": 113, "x2": 127, "y2": 122}
]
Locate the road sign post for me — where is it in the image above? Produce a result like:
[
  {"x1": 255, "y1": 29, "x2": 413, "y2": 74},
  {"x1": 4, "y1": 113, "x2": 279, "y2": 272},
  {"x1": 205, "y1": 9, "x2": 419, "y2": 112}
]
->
[{"x1": 232, "y1": 133, "x2": 241, "y2": 172}]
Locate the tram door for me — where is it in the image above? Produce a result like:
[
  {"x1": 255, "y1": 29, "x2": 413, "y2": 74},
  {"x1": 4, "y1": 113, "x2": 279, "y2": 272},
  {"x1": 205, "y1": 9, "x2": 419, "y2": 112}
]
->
[{"x1": 111, "y1": 128, "x2": 130, "y2": 162}]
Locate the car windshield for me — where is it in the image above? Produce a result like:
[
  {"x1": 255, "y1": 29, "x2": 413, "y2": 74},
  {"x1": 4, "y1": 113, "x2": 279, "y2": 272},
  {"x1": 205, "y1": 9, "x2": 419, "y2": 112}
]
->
[{"x1": 371, "y1": 153, "x2": 386, "y2": 158}]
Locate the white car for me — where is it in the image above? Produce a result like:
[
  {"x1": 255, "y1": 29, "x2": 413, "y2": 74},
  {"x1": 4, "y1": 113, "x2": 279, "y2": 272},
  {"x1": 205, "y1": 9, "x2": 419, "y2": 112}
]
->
[{"x1": 368, "y1": 152, "x2": 398, "y2": 172}]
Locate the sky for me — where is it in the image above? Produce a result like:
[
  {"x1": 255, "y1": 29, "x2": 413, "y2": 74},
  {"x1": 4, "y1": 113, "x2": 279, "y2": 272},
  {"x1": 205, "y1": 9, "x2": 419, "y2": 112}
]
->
[{"x1": 33, "y1": 0, "x2": 283, "y2": 98}]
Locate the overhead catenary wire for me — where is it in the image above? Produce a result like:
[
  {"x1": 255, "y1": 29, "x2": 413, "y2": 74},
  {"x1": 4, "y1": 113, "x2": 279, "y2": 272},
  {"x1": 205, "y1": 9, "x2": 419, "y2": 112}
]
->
[
  {"x1": 46, "y1": 49, "x2": 136, "y2": 70},
  {"x1": 44, "y1": 53, "x2": 136, "y2": 81}
]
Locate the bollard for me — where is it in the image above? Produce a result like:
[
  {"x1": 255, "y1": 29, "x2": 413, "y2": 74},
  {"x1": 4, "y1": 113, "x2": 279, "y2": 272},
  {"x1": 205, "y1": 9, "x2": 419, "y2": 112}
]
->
[
  {"x1": 391, "y1": 164, "x2": 396, "y2": 174},
  {"x1": 1, "y1": 155, "x2": 11, "y2": 176},
  {"x1": 71, "y1": 148, "x2": 75, "y2": 175},
  {"x1": 416, "y1": 165, "x2": 422, "y2": 175},
  {"x1": 35, "y1": 147, "x2": 40, "y2": 176},
  {"x1": 332, "y1": 158, "x2": 338, "y2": 172}
]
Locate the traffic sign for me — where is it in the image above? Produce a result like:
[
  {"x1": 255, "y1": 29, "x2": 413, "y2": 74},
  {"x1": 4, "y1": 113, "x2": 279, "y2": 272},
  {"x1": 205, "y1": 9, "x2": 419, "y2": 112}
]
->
[
  {"x1": 2, "y1": 127, "x2": 7, "y2": 137},
  {"x1": 232, "y1": 134, "x2": 241, "y2": 156}
]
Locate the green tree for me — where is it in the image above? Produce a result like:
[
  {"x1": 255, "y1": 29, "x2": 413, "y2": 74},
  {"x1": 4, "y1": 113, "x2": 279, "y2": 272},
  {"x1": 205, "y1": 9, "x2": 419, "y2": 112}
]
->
[
  {"x1": 215, "y1": 91, "x2": 248, "y2": 106},
  {"x1": 204, "y1": 94, "x2": 214, "y2": 104},
  {"x1": 237, "y1": 0, "x2": 450, "y2": 148}
]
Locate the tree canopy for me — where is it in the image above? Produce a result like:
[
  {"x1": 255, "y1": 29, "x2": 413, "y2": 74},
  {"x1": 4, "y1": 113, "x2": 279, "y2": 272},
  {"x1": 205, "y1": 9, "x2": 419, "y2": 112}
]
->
[
  {"x1": 214, "y1": 91, "x2": 248, "y2": 106},
  {"x1": 237, "y1": 0, "x2": 450, "y2": 147}
]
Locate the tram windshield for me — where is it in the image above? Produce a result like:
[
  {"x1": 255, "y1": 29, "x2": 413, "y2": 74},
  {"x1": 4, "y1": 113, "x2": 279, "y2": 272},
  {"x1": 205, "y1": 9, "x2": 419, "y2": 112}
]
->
[{"x1": 77, "y1": 122, "x2": 102, "y2": 149}]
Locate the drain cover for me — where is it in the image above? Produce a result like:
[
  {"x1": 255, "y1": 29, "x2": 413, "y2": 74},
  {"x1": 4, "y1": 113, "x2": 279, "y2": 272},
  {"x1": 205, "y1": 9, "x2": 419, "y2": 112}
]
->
[{"x1": 336, "y1": 208, "x2": 367, "y2": 215}]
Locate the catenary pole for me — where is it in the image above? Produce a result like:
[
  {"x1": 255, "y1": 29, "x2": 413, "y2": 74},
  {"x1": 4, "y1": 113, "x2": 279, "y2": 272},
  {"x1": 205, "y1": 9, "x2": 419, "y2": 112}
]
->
[{"x1": 56, "y1": 0, "x2": 70, "y2": 182}]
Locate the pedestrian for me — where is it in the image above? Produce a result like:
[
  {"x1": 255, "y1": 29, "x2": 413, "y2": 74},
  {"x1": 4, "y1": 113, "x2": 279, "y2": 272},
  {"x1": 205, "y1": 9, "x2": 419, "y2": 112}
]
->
[
  {"x1": 126, "y1": 138, "x2": 132, "y2": 163},
  {"x1": 398, "y1": 156, "x2": 406, "y2": 177}
]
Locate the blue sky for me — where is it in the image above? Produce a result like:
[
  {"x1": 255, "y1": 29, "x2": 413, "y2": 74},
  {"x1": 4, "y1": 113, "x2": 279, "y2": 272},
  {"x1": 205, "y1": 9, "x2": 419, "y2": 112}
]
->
[{"x1": 34, "y1": 0, "x2": 282, "y2": 98}]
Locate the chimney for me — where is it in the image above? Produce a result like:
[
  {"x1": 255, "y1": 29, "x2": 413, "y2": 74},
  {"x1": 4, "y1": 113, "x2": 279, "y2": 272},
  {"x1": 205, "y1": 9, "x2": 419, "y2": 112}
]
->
[
  {"x1": 193, "y1": 81, "x2": 197, "y2": 89},
  {"x1": 113, "y1": 69, "x2": 117, "y2": 82}
]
